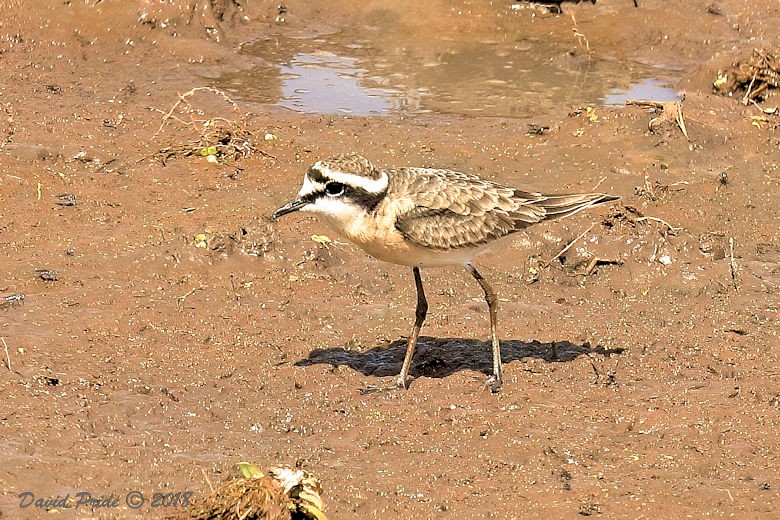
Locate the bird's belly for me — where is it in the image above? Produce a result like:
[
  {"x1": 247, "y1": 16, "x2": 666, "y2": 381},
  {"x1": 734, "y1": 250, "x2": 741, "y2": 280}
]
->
[
  {"x1": 318, "y1": 212, "x2": 484, "y2": 267},
  {"x1": 350, "y1": 227, "x2": 482, "y2": 267}
]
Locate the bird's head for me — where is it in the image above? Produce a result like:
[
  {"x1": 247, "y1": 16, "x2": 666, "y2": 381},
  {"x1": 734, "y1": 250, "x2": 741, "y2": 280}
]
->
[{"x1": 272, "y1": 154, "x2": 389, "y2": 226}]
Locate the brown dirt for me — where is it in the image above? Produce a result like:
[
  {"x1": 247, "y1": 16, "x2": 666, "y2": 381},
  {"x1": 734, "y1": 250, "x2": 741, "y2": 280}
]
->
[{"x1": 1, "y1": 0, "x2": 779, "y2": 518}]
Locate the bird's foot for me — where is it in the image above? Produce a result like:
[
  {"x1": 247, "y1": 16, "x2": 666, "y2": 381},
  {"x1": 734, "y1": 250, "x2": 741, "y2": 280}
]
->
[
  {"x1": 395, "y1": 374, "x2": 412, "y2": 390},
  {"x1": 359, "y1": 384, "x2": 396, "y2": 395},
  {"x1": 484, "y1": 375, "x2": 503, "y2": 393}
]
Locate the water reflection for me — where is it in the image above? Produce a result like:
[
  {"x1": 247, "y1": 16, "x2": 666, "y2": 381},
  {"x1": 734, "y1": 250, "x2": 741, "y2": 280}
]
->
[
  {"x1": 215, "y1": 32, "x2": 680, "y2": 118},
  {"x1": 603, "y1": 77, "x2": 679, "y2": 106},
  {"x1": 278, "y1": 52, "x2": 407, "y2": 115}
]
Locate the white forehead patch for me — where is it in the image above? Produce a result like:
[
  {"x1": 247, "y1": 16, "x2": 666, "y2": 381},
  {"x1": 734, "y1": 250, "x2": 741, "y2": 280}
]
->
[
  {"x1": 297, "y1": 174, "x2": 323, "y2": 198},
  {"x1": 313, "y1": 161, "x2": 389, "y2": 194}
]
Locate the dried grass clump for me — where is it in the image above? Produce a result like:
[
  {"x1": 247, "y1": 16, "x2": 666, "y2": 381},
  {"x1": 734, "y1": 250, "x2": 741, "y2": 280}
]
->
[
  {"x1": 188, "y1": 475, "x2": 290, "y2": 520},
  {"x1": 714, "y1": 49, "x2": 779, "y2": 105},
  {"x1": 181, "y1": 464, "x2": 327, "y2": 520},
  {"x1": 143, "y1": 87, "x2": 271, "y2": 165}
]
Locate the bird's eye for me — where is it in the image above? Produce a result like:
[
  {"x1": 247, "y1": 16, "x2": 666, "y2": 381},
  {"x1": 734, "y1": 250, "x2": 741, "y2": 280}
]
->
[{"x1": 325, "y1": 182, "x2": 345, "y2": 196}]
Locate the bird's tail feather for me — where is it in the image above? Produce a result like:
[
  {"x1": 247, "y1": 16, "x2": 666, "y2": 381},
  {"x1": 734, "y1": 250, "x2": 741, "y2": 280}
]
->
[{"x1": 538, "y1": 193, "x2": 620, "y2": 221}]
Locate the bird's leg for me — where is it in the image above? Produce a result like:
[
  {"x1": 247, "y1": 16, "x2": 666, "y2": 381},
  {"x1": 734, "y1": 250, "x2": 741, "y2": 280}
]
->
[
  {"x1": 396, "y1": 266, "x2": 428, "y2": 389},
  {"x1": 465, "y1": 264, "x2": 503, "y2": 393}
]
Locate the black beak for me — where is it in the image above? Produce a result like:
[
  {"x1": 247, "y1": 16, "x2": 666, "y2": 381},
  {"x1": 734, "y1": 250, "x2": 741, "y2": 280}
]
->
[{"x1": 272, "y1": 198, "x2": 308, "y2": 219}]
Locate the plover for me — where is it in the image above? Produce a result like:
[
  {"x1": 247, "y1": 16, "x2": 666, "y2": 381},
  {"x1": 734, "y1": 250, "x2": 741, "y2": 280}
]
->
[{"x1": 272, "y1": 153, "x2": 618, "y2": 392}]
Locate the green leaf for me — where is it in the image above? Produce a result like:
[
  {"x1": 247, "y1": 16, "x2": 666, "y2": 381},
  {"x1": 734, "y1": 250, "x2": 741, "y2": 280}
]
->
[{"x1": 237, "y1": 462, "x2": 264, "y2": 479}]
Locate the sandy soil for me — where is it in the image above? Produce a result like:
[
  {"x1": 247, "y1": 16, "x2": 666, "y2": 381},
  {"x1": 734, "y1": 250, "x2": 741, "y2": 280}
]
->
[{"x1": 1, "y1": 0, "x2": 778, "y2": 518}]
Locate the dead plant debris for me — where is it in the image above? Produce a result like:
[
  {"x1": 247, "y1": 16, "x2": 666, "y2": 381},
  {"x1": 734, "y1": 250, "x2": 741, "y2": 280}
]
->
[
  {"x1": 184, "y1": 475, "x2": 289, "y2": 520},
  {"x1": 581, "y1": 257, "x2": 623, "y2": 276},
  {"x1": 606, "y1": 205, "x2": 682, "y2": 236},
  {"x1": 149, "y1": 118, "x2": 258, "y2": 166},
  {"x1": 526, "y1": 123, "x2": 551, "y2": 135},
  {"x1": 635, "y1": 176, "x2": 687, "y2": 201},
  {"x1": 141, "y1": 87, "x2": 272, "y2": 165},
  {"x1": 714, "y1": 49, "x2": 779, "y2": 107},
  {"x1": 36, "y1": 269, "x2": 59, "y2": 282},
  {"x1": 1, "y1": 102, "x2": 13, "y2": 149},
  {"x1": 54, "y1": 193, "x2": 77, "y2": 206},
  {"x1": 181, "y1": 463, "x2": 327, "y2": 520},
  {"x1": 1, "y1": 293, "x2": 25, "y2": 311},
  {"x1": 627, "y1": 100, "x2": 689, "y2": 140}
]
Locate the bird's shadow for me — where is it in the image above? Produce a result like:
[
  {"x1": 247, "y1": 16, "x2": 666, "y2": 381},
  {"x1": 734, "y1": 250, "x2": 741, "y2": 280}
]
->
[{"x1": 295, "y1": 337, "x2": 624, "y2": 380}]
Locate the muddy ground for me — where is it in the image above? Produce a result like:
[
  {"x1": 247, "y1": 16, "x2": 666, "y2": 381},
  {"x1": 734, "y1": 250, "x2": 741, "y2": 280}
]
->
[{"x1": 1, "y1": 0, "x2": 779, "y2": 518}]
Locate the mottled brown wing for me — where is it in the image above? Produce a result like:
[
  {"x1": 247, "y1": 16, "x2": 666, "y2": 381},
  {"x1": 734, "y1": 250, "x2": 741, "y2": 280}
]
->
[
  {"x1": 392, "y1": 168, "x2": 546, "y2": 250},
  {"x1": 395, "y1": 207, "x2": 511, "y2": 250}
]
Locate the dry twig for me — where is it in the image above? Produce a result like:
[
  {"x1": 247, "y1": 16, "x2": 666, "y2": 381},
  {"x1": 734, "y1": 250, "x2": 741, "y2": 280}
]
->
[
  {"x1": 591, "y1": 176, "x2": 608, "y2": 191},
  {"x1": 581, "y1": 257, "x2": 623, "y2": 276},
  {"x1": 675, "y1": 101, "x2": 689, "y2": 140},
  {"x1": 545, "y1": 223, "x2": 595, "y2": 267},
  {"x1": 2, "y1": 337, "x2": 11, "y2": 372},
  {"x1": 151, "y1": 86, "x2": 239, "y2": 141},
  {"x1": 635, "y1": 215, "x2": 683, "y2": 234},
  {"x1": 178, "y1": 284, "x2": 206, "y2": 306},
  {"x1": 202, "y1": 468, "x2": 216, "y2": 494},
  {"x1": 729, "y1": 237, "x2": 739, "y2": 290},
  {"x1": 569, "y1": 12, "x2": 591, "y2": 52}
]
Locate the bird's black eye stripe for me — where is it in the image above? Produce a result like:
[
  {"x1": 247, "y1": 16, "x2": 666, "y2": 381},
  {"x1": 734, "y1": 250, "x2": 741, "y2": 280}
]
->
[{"x1": 325, "y1": 182, "x2": 345, "y2": 196}]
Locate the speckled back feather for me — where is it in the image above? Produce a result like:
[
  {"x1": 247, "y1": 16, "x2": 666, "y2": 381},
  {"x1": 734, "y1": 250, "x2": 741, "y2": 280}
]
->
[{"x1": 387, "y1": 167, "x2": 617, "y2": 251}]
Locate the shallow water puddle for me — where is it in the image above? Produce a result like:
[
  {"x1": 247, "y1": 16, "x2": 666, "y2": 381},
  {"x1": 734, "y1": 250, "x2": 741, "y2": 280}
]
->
[
  {"x1": 216, "y1": 31, "x2": 680, "y2": 118},
  {"x1": 278, "y1": 52, "x2": 401, "y2": 115},
  {"x1": 603, "y1": 77, "x2": 680, "y2": 106}
]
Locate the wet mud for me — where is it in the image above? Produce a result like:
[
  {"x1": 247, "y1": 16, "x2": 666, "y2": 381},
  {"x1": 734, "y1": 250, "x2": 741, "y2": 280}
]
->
[{"x1": 1, "y1": 0, "x2": 778, "y2": 518}]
